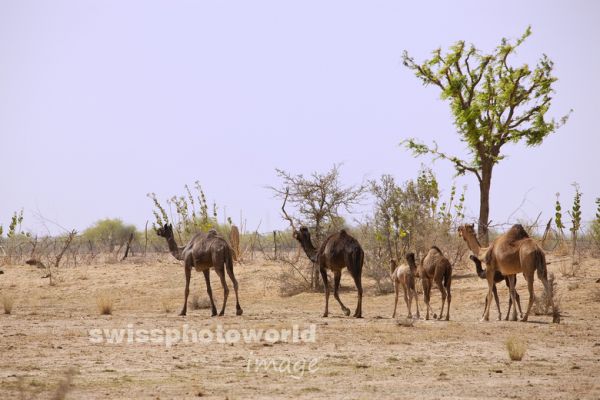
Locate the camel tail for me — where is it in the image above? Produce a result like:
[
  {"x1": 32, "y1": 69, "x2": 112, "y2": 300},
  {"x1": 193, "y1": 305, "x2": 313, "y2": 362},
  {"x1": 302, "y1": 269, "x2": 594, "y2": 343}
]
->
[
  {"x1": 534, "y1": 249, "x2": 548, "y2": 282},
  {"x1": 347, "y1": 246, "x2": 364, "y2": 276},
  {"x1": 225, "y1": 247, "x2": 235, "y2": 272},
  {"x1": 443, "y1": 262, "x2": 452, "y2": 290}
]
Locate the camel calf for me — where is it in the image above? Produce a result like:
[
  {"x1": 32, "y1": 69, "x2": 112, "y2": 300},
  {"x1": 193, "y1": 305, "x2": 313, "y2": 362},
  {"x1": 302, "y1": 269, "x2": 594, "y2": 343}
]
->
[
  {"x1": 391, "y1": 253, "x2": 420, "y2": 319},
  {"x1": 419, "y1": 246, "x2": 452, "y2": 321}
]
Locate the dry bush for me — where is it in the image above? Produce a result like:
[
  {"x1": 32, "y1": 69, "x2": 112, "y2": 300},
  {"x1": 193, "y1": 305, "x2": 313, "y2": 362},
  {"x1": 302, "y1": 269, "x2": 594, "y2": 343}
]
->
[
  {"x1": 533, "y1": 272, "x2": 561, "y2": 321},
  {"x1": 506, "y1": 336, "x2": 527, "y2": 361},
  {"x1": 276, "y1": 262, "x2": 312, "y2": 297},
  {"x1": 96, "y1": 294, "x2": 114, "y2": 315},
  {"x1": 2, "y1": 294, "x2": 14, "y2": 314},
  {"x1": 559, "y1": 258, "x2": 581, "y2": 277},
  {"x1": 189, "y1": 294, "x2": 211, "y2": 310},
  {"x1": 17, "y1": 367, "x2": 77, "y2": 400}
]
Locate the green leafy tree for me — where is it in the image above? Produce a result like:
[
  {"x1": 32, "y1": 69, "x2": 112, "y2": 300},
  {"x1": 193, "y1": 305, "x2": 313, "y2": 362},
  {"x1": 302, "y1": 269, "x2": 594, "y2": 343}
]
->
[
  {"x1": 401, "y1": 27, "x2": 570, "y2": 245},
  {"x1": 83, "y1": 218, "x2": 137, "y2": 252}
]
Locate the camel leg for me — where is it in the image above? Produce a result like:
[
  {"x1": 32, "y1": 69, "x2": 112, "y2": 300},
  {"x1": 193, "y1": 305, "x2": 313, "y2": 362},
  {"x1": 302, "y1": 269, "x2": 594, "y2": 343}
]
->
[
  {"x1": 505, "y1": 283, "x2": 512, "y2": 321},
  {"x1": 412, "y1": 287, "x2": 420, "y2": 319},
  {"x1": 434, "y1": 278, "x2": 446, "y2": 320},
  {"x1": 216, "y1": 269, "x2": 229, "y2": 316},
  {"x1": 514, "y1": 289, "x2": 523, "y2": 319},
  {"x1": 333, "y1": 270, "x2": 350, "y2": 316},
  {"x1": 445, "y1": 274, "x2": 451, "y2": 321},
  {"x1": 482, "y1": 270, "x2": 495, "y2": 322},
  {"x1": 180, "y1": 265, "x2": 192, "y2": 316},
  {"x1": 521, "y1": 273, "x2": 535, "y2": 322},
  {"x1": 506, "y1": 275, "x2": 518, "y2": 321},
  {"x1": 403, "y1": 284, "x2": 412, "y2": 318},
  {"x1": 422, "y1": 278, "x2": 431, "y2": 320},
  {"x1": 350, "y1": 271, "x2": 363, "y2": 318},
  {"x1": 320, "y1": 267, "x2": 330, "y2": 318},
  {"x1": 540, "y1": 275, "x2": 558, "y2": 323},
  {"x1": 225, "y1": 260, "x2": 243, "y2": 316},
  {"x1": 392, "y1": 281, "x2": 399, "y2": 319},
  {"x1": 203, "y1": 269, "x2": 218, "y2": 317},
  {"x1": 492, "y1": 285, "x2": 501, "y2": 321}
]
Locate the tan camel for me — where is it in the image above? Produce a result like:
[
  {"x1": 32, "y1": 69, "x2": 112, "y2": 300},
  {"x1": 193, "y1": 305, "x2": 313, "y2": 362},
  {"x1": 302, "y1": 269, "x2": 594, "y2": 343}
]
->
[
  {"x1": 418, "y1": 246, "x2": 452, "y2": 320},
  {"x1": 391, "y1": 253, "x2": 420, "y2": 319},
  {"x1": 469, "y1": 254, "x2": 523, "y2": 321},
  {"x1": 156, "y1": 224, "x2": 242, "y2": 317},
  {"x1": 458, "y1": 223, "x2": 558, "y2": 323}
]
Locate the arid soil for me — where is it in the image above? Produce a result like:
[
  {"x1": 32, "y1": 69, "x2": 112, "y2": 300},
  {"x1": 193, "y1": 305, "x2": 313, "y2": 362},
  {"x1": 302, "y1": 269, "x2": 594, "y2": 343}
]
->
[{"x1": 1, "y1": 254, "x2": 599, "y2": 399}]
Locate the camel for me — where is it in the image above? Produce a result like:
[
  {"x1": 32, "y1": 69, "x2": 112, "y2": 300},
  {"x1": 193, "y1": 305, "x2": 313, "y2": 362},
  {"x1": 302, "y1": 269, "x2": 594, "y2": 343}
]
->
[
  {"x1": 418, "y1": 246, "x2": 452, "y2": 320},
  {"x1": 156, "y1": 223, "x2": 242, "y2": 317},
  {"x1": 469, "y1": 254, "x2": 522, "y2": 321},
  {"x1": 458, "y1": 223, "x2": 558, "y2": 323},
  {"x1": 293, "y1": 227, "x2": 364, "y2": 318},
  {"x1": 391, "y1": 253, "x2": 420, "y2": 319},
  {"x1": 281, "y1": 191, "x2": 364, "y2": 318}
]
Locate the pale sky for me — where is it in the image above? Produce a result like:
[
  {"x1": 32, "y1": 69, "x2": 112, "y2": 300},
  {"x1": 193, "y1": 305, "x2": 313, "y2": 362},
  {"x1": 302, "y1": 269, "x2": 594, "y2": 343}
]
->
[{"x1": 1, "y1": 1, "x2": 598, "y2": 235}]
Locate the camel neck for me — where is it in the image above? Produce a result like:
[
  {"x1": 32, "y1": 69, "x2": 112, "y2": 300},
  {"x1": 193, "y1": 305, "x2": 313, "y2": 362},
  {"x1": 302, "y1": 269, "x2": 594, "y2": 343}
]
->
[
  {"x1": 464, "y1": 233, "x2": 483, "y2": 256},
  {"x1": 298, "y1": 236, "x2": 318, "y2": 263},
  {"x1": 165, "y1": 234, "x2": 183, "y2": 260}
]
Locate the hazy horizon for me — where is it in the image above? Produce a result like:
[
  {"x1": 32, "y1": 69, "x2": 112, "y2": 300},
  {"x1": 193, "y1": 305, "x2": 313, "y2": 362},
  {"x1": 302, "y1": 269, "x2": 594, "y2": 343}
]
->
[{"x1": 1, "y1": 1, "x2": 598, "y2": 235}]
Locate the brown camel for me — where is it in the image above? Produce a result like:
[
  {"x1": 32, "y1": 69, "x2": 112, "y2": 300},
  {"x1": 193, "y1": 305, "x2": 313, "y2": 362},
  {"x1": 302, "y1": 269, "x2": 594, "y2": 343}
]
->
[
  {"x1": 458, "y1": 223, "x2": 558, "y2": 323},
  {"x1": 469, "y1": 254, "x2": 523, "y2": 321},
  {"x1": 418, "y1": 246, "x2": 452, "y2": 320},
  {"x1": 281, "y1": 191, "x2": 364, "y2": 318},
  {"x1": 156, "y1": 223, "x2": 242, "y2": 317},
  {"x1": 293, "y1": 227, "x2": 364, "y2": 318},
  {"x1": 391, "y1": 253, "x2": 420, "y2": 319}
]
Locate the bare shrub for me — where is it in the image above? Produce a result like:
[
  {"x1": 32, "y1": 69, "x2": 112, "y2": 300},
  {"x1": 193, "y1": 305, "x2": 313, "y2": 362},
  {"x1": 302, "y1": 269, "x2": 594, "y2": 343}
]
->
[
  {"x1": 559, "y1": 259, "x2": 581, "y2": 277},
  {"x1": 506, "y1": 336, "x2": 527, "y2": 361},
  {"x1": 533, "y1": 272, "x2": 561, "y2": 321},
  {"x1": 96, "y1": 294, "x2": 114, "y2": 315},
  {"x1": 2, "y1": 294, "x2": 14, "y2": 314},
  {"x1": 276, "y1": 261, "x2": 312, "y2": 297},
  {"x1": 189, "y1": 294, "x2": 211, "y2": 310}
]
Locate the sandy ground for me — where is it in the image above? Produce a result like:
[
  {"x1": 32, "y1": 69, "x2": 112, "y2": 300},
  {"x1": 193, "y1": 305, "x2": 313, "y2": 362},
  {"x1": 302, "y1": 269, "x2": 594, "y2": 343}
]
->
[{"x1": 1, "y1": 254, "x2": 600, "y2": 399}]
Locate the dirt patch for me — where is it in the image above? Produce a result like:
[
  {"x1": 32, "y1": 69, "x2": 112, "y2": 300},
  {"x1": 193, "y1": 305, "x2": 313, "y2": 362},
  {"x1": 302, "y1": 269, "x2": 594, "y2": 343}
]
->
[{"x1": 1, "y1": 257, "x2": 599, "y2": 399}]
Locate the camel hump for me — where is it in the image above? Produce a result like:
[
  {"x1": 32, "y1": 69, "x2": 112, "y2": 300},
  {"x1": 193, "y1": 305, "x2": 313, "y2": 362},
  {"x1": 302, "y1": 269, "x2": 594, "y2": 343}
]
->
[
  {"x1": 430, "y1": 245, "x2": 443, "y2": 254},
  {"x1": 339, "y1": 229, "x2": 348, "y2": 236}
]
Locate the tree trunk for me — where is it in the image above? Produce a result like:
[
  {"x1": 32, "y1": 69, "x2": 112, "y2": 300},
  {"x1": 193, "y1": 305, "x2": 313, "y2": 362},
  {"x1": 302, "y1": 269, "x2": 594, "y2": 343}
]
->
[{"x1": 478, "y1": 163, "x2": 493, "y2": 246}]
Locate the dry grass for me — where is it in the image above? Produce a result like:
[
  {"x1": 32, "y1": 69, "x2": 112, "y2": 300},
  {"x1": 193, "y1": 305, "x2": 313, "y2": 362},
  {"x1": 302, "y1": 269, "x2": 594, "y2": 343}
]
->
[
  {"x1": 2, "y1": 294, "x2": 14, "y2": 314},
  {"x1": 96, "y1": 294, "x2": 114, "y2": 315},
  {"x1": 189, "y1": 294, "x2": 211, "y2": 310},
  {"x1": 396, "y1": 316, "x2": 415, "y2": 327},
  {"x1": 533, "y1": 272, "x2": 561, "y2": 321},
  {"x1": 161, "y1": 299, "x2": 172, "y2": 313},
  {"x1": 506, "y1": 336, "x2": 527, "y2": 361}
]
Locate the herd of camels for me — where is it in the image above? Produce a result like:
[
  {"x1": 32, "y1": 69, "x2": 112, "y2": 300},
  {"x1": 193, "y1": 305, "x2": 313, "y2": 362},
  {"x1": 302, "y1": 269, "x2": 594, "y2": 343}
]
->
[{"x1": 155, "y1": 202, "x2": 559, "y2": 324}]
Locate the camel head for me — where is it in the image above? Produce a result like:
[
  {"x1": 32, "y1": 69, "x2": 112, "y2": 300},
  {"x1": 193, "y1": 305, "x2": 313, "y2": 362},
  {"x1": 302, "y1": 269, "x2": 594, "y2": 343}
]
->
[
  {"x1": 293, "y1": 226, "x2": 318, "y2": 263},
  {"x1": 293, "y1": 226, "x2": 312, "y2": 244},
  {"x1": 458, "y1": 223, "x2": 476, "y2": 239},
  {"x1": 156, "y1": 223, "x2": 174, "y2": 238}
]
